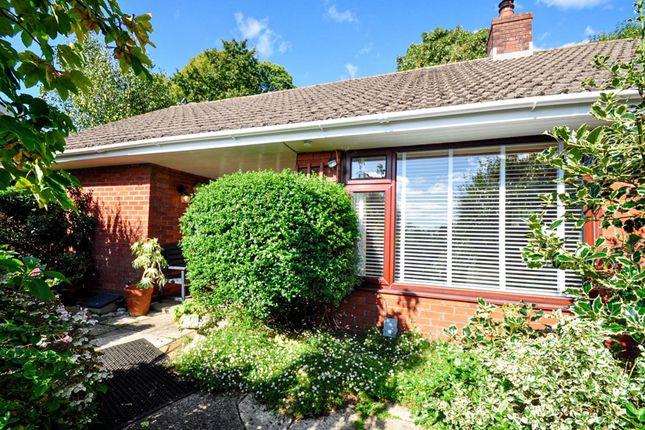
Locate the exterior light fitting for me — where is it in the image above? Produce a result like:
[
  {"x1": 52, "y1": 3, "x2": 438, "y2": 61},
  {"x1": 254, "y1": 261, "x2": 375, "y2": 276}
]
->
[
  {"x1": 177, "y1": 185, "x2": 191, "y2": 204},
  {"x1": 327, "y1": 158, "x2": 338, "y2": 168}
]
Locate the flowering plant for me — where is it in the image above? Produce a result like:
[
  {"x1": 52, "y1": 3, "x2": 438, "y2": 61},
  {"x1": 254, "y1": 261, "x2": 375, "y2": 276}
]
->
[{"x1": 0, "y1": 247, "x2": 107, "y2": 428}]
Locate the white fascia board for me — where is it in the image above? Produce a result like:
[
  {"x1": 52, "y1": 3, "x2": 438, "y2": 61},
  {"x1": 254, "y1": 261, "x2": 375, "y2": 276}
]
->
[{"x1": 56, "y1": 90, "x2": 638, "y2": 164}]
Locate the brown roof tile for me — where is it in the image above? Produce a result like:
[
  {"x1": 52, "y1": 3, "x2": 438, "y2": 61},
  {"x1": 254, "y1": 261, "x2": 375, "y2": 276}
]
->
[{"x1": 66, "y1": 39, "x2": 637, "y2": 150}]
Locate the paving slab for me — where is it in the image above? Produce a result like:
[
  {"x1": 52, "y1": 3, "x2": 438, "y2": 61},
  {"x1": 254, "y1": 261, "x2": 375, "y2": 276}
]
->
[
  {"x1": 93, "y1": 302, "x2": 192, "y2": 351},
  {"x1": 238, "y1": 395, "x2": 292, "y2": 430},
  {"x1": 289, "y1": 408, "x2": 360, "y2": 430},
  {"x1": 125, "y1": 393, "x2": 243, "y2": 430}
]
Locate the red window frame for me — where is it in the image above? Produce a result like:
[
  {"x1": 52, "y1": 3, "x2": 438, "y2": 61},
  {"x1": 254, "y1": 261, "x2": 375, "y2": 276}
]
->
[{"x1": 342, "y1": 139, "x2": 599, "y2": 309}]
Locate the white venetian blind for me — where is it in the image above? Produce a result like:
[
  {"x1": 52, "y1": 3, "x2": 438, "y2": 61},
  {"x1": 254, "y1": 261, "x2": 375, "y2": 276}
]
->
[
  {"x1": 395, "y1": 143, "x2": 582, "y2": 294},
  {"x1": 452, "y1": 149, "x2": 501, "y2": 289},
  {"x1": 505, "y1": 148, "x2": 560, "y2": 294},
  {"x1": 352, "y1": 192, "x2": 386, "y2": 278},
  {"x1": 395, "y1": 151, "x2": 449, "y2": 285}
]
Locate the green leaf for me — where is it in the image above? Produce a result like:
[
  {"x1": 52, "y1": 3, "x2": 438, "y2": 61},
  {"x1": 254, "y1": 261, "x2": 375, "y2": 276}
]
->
[{"x1": 26, "y1": 279, "x2": 55, "y2": 301}]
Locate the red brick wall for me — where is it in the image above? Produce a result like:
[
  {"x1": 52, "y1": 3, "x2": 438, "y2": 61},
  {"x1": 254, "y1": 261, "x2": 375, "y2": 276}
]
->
[
  {"x1": 72, "y1": 165, "x2": 152, "y2": 292},
  {"x1": 148, "y1": 165, "x2": 208, "y2": 245},
  {"x1": 487, "y1": 12, "x2": 533, "y2": 56},
  {"x1": 338, "y1": 289, "x2": 561, "y2": 338},
  {"x1": 338, "y1": 290, "x2": 480, "y2": 338},
  {"x1": 72, "y1": 164, "x2": 207, "y2": 292}
]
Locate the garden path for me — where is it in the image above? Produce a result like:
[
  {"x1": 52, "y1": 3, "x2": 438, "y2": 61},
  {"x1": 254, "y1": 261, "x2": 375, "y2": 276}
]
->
[{"x1": 125, "y1": 393, "x2": 421, "y2": 430}]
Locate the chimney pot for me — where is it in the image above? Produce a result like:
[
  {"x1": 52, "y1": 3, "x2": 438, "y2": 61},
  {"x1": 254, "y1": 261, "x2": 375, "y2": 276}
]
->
[{"x1": 499, "y1": 0, "x2": 515, "y2": 17}]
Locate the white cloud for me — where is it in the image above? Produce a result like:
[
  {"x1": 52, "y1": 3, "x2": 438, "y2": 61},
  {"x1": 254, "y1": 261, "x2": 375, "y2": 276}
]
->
[
  {"x1": 559, "y1": 40, "x2": 588, "y2": 48},
  {"x1": 584, "y1": 25, "x2": 599, "y2": 37},
  {"x1": 538, "y1": 31, "x2": 551, "y2": 41},
  {"x1": 326, "y1": 5, "x2": 358, "y2": 23},
  {"x1": 278, "y1": 41, "x2": 291, "y2": 54},
  {"x1": 537, "y1": 0, "x2": 606, "y2": 10},
  {"x1": 358, "y1": 44, "x2": 373, "y2": 55},
  {"x1": 234, "y1": 13, "x2": 267, "y2": 39},
  {"x1": 345, "y1": 63, "x2": 358, "y2": 78},
  {"x1": 234, "y1": 12, "x2": 289, "y2": 58}
]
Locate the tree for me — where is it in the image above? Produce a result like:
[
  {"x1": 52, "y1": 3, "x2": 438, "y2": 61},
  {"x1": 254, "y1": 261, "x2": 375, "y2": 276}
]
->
[
  {"x1": 172, "y1": 39, "x2": 294, "y2": 103},
  {"x1": 49, "y1": 37, "x2": 176, "y2": 130},
  {"x1": 1, "y1": 0, "x2": 154, "y2": 209},
  {"x1": 592, "y1": 20, "x2": 641, "y2": 41},
  {"x1": 523, "y1": 1, "x2": 644, "y2": 356},
  {"x1": 397, "y1": 26, "x2": 489, "y2": 71}
]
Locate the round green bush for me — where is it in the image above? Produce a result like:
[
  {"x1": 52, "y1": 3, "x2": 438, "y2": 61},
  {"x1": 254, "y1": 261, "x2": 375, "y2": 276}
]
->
[{"x1": 180, "y1": 170, "x2": 360, "y2": 320}]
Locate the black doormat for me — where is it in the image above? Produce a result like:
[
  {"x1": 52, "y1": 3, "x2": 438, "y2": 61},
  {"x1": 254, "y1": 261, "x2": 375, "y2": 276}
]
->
[{"x1": 95, "y1": 338, "x2": 196, "y2": 429}]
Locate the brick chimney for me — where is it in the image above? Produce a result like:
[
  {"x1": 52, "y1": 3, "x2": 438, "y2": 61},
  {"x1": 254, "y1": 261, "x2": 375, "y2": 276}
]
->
[{"x1": 487, "y1": 0, "x2": 533, "y2": 59}]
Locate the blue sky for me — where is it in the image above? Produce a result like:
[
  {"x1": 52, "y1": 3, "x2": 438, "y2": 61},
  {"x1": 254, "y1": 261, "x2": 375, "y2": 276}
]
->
[{"x1": 120, "y1": 0, "x2": 633, "y2": 87}]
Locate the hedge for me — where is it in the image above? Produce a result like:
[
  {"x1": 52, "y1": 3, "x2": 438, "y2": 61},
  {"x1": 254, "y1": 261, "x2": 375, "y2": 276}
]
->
[{"x1": 180, "y1": 170, "x2": 360, "y2": 321}]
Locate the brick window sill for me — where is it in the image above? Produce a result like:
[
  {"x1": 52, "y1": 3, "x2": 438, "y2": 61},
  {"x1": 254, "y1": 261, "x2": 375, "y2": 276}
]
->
[{"x1": 357, "y1": 282, "x2": 572, "y2": 311}]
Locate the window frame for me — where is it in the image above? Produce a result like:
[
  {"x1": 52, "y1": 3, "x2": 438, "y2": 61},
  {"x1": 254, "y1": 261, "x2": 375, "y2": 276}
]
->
[
  {"x1": 345, "y1": 150, "x2": 395, "y2": 185},
  {"x1": 342, "y1": 137, "x2": 597, "y2": 308}
]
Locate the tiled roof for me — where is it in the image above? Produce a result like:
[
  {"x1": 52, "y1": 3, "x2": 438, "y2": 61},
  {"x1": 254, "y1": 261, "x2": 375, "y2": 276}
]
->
[{"x1": 65, "y1": 39, "x2": 637, "y2": 150}]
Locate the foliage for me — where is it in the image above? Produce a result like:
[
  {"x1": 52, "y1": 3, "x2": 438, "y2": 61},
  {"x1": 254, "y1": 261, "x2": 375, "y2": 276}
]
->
[
  {"x1": 396, "y1": 26, "x2": 489, "y2": 71},
  {"x1": 0, "y1": 0, "x2": 154, "y2": 209},
  {"x1": 180, "y1": 170, "x2": 360, "y2": 321},
  {"x1": 400, "y1": 305, "x2": 644, "y2": 430},
  {"x1": 0, "y1": 188, "x2": 97, "y2": 290},
  {"x1": 0, "y1": 247, "x2": 107, "y2": 428},
  {"x1": 592, "y1": 20, "x2": 641, "y2": 41},
  {"x1": 171, "y1": 39, "x2": 294, "y2": 103},
  {"x1": 446, "y1": 299, "x2": 548, "y2": 348},
  {"x1": 131, "y1": 238, "x2": 167, "y2": 289},
  {"x1": 174, "y1": 310, "x2": 429, "y2": 418},
  {"x1": 47, "y1": 37, "x2": 176, "y2": 130},
  {"x1": 171, "y1": 298, "x2": 213, "y2": 322},
  {"x1": 522, "y1": 0, "x2": 645, "y2": 351}
]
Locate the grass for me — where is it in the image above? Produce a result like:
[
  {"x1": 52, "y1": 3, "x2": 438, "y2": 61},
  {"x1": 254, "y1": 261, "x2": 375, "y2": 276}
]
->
[{"x1": 173, "y1": 310, "x2": 429, "y2": 419}]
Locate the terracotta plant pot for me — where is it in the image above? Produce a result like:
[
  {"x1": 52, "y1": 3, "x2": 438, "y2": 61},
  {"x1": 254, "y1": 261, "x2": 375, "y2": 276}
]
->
[{"x1": 124, "y1": 284, "x2": 154, "y2": 316}]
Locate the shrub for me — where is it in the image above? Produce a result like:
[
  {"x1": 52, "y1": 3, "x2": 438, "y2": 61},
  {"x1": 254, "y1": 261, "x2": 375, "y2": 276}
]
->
[
  {"x1": 180, "y1": 170, "x2": 360, "y2": 321},
  {"x1": 396, "y1": 342, "x2": 490, "y2": 429},
  {"x1": 0, "y1": 248, "x2": 106, "y2": 429},
  {"x1": 0, "y1": 188, "x2": 97, "y2": 290},
  {"x1": 174, "y1": 310, "x2": 429, "y2": 418},
  {"x1": 522, "y1": 1, "x2": 645, "y2": 354},
  {"x1": 399, "y1": 305, "x2": 644, "y2": 429}
]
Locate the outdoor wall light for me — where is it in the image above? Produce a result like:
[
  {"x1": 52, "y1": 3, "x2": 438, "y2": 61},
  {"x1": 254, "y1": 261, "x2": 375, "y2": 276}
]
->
[
  {"x1": 177, "y1": 185, "x2": 191, "y2": 204},
  {"x1": 303, "y1": 140, "x2": 313, "y2": 147},
  {"x1": 327, "y1": 158, "x2": 338, "y2": 169}
]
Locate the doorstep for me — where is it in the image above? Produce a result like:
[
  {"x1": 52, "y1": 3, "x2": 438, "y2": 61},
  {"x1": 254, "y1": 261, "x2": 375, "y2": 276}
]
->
[{"x1": 91, "y1": 300, "x2": 193, "y2": 351}]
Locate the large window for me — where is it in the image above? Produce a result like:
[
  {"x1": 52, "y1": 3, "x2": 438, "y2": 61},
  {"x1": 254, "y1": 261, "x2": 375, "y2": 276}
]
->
[{"x1": 349, "y1": 142, "x2": 583, "y2": 296}]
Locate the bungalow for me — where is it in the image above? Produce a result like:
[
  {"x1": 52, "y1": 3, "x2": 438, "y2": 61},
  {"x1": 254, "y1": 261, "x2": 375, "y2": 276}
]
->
[{"x1": 57, "y1": 1, "x2": 638, "y2": 336}]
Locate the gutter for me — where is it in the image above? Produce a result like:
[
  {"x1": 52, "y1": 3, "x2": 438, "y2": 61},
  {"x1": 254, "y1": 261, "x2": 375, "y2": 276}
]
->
[{"x1": 56, "y1": 90, "x2": 639, "y2": 161}]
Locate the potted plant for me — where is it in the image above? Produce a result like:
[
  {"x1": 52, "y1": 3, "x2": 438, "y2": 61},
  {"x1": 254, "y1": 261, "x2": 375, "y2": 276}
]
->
[{"x1": 124, "y1": 238, "x2": 168, "y2": 316}]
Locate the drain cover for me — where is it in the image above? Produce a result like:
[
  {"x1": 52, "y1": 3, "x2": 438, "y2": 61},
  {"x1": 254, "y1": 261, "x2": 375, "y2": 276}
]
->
[{"x1": 95, "y1": 339, "x2": 195, "y2": 429}]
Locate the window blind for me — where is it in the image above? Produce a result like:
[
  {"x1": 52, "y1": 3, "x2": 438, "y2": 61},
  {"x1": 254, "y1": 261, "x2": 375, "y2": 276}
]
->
[
  {"x1": 394, "y1": 151, "x2": 449, "y2": 285},
  {"x1": 395, "y1": 144, "x2": 581, "y2": 294},
  {"x1": 352, "y1": 192, "x2": 386, "y2": 277}
]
